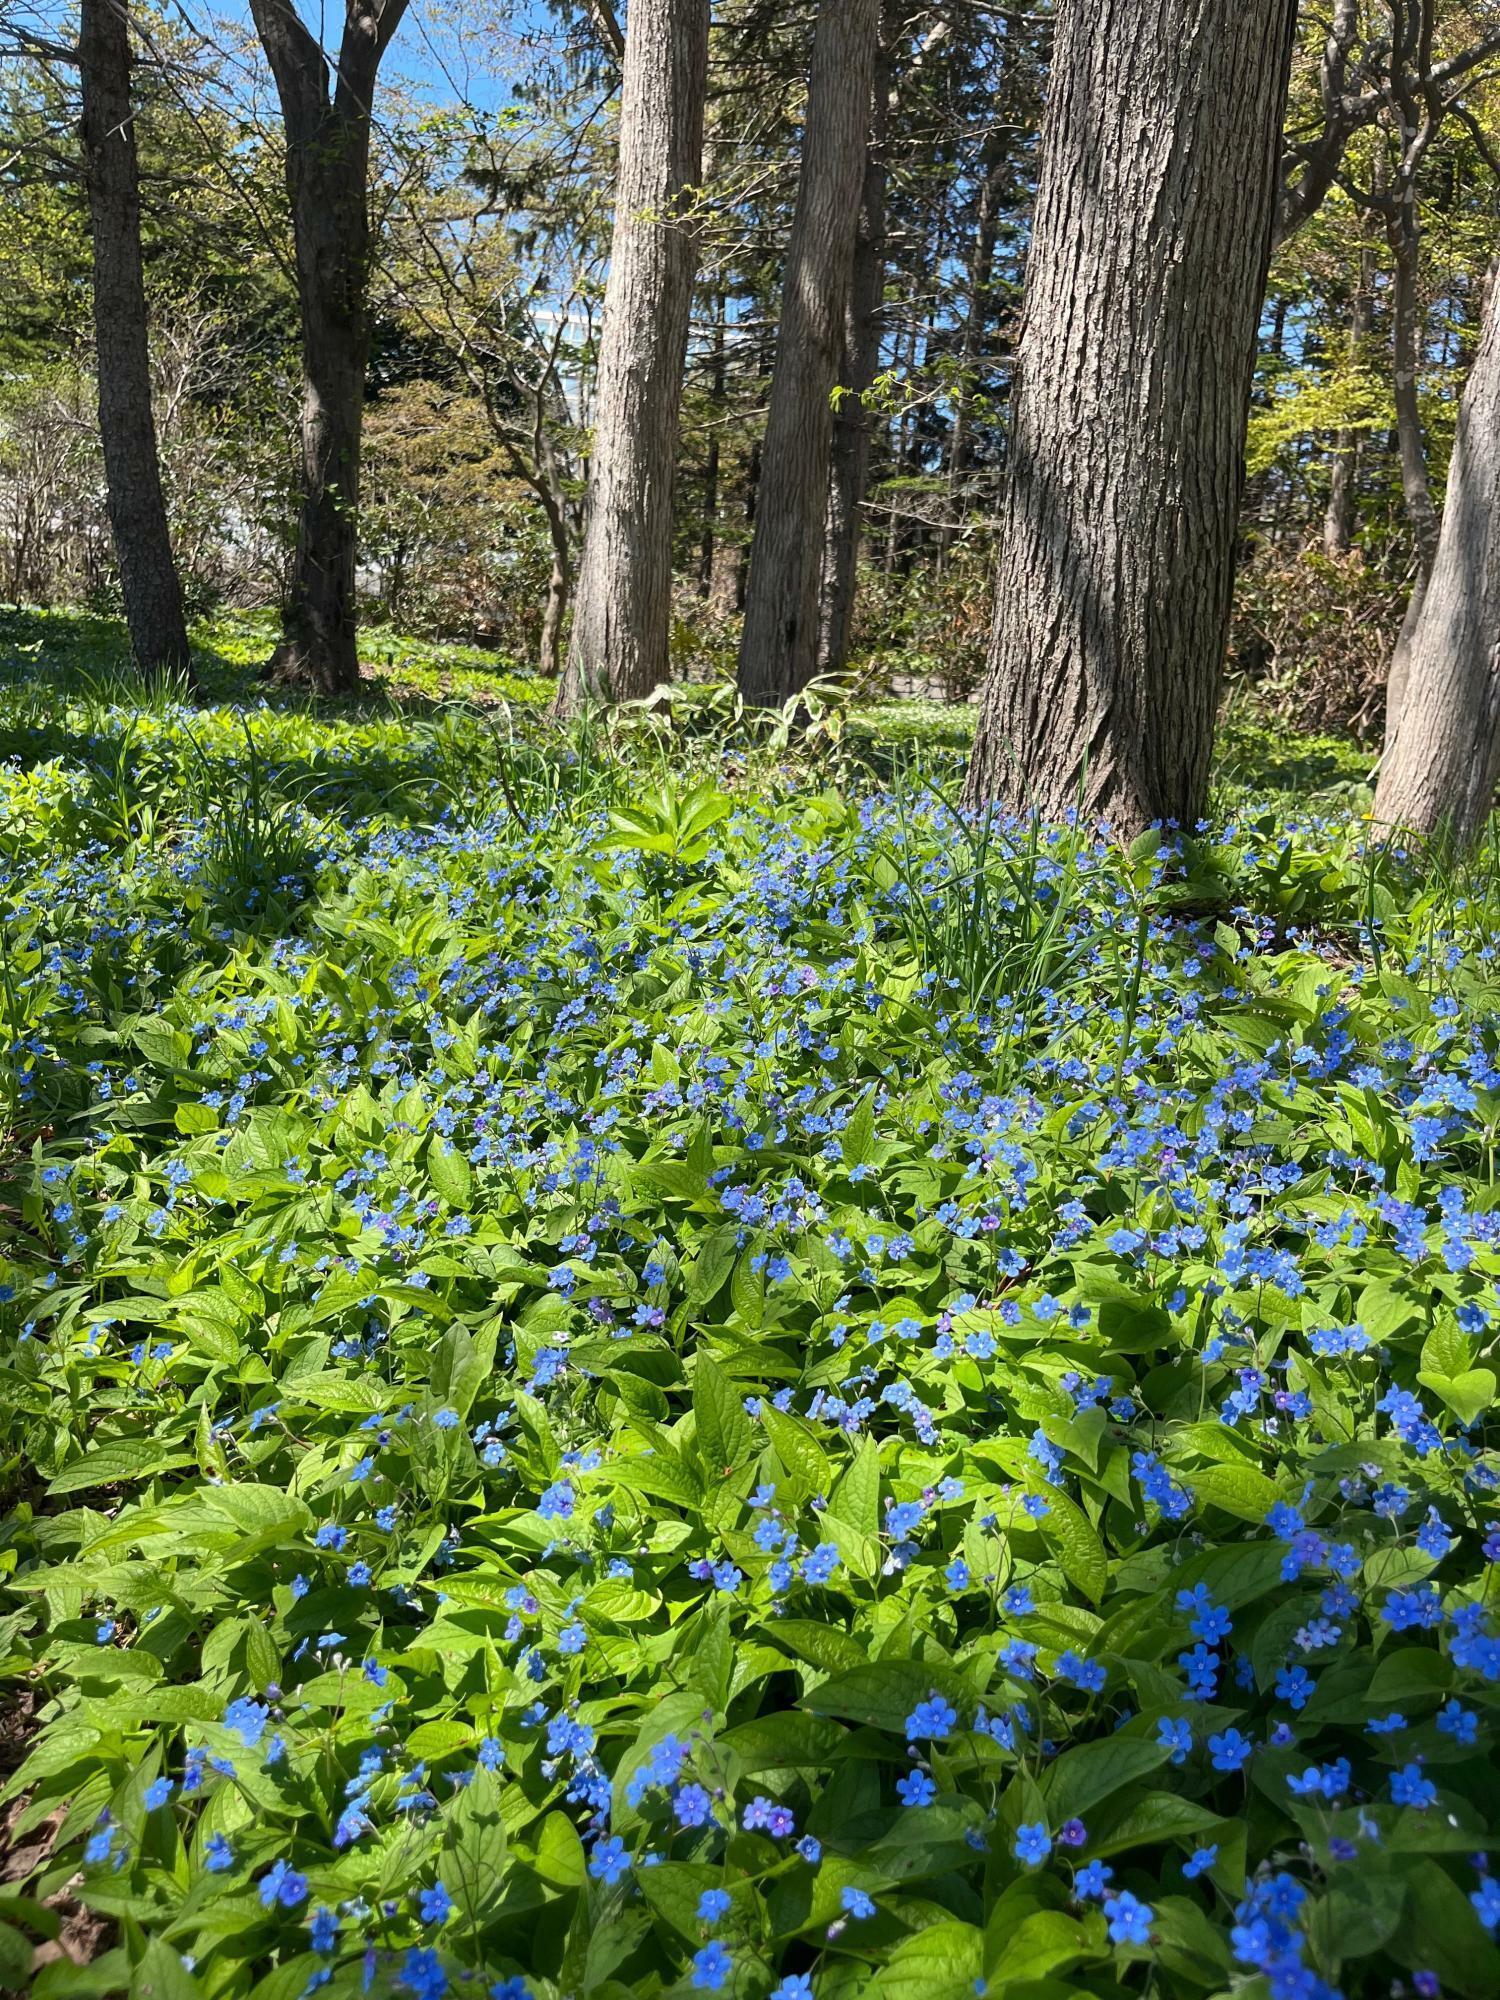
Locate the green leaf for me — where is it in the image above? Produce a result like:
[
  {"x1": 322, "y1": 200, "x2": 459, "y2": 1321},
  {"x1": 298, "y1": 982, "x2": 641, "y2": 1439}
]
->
[
  {"x1": 130, "y1": 1938, "x2": 203, "y2": 2000},
  {"x1": 1417, "y1": 1368, "x2": 1495, "y2": 1427},
  {"x1": 427, "y1": 1139, "x2": 473, "y2": 1209},
  {"x1": 685, "y1": 1226, "x2": 739, "y2": 1305},
  {"x1": 868, "y1": 1921, "x2": 984, "y2": 2000},
  {"x1": 694, "y1": 1354, "x2": 752, "y2": 1478},
  {"x1": 842, "y1": 1089, "x2": 877, "y2": 1169},
  {"x1": 1190, "y1": 1461, "x2": 1282, "y2": 1524},
  {"x1": 1038, "y1": 1487, "x2": 1108, "y2": 1605},
  {"x1": 987, "y1": 1910, "x2": 1106, "y2": 1990},
  {"x1": 1039, "y1": 1732, "x2": 1171, "y2": 1824},
  {"x1": 718, "y1": 1712, "x2": 847, "y2": 1774},
  {"x1": 762, "y1": 1407, "x2": 832, "y2": 1496},
  {"x1": 830, "y1": 1432, "x2": 880, "y2": 1539},
  {"x1": 804, "y1": 1660, "x2": 967, "y2": 1735},
  {"x1": 442, "y1": 1766, "x2": 509, "y2": 1930},
  {"x1": 1388, "y1": 1859, "x2": 1500, "y2": 1998},
  {"x1": 48, "y1": 1440, "x2": 193, "y2": 1496}
]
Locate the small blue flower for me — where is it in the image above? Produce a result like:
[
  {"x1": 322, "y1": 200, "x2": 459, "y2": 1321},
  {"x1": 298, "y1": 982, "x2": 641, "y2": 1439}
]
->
[
  {"x1": 896, "y1": 1769, "x2": 937, "y2": 1808},
  {"x1": 1391, "y1": 1763, "x2": 1437, "y2": 1810},
  {"x1": 1207, "y1": 1728, "x2": 1253, "y2": 1772},
  {"x1": 692, "y1": 1940, "x2": 732, "y2": 1990},
  {"x1": 1104, "y1": 1889, "x2": 1153, "y2": 1946},
  {"x1": 696, "y1": 1888, "x2": 731, "y2": 1924},
  {"x1": 258, "y1": 1859, "x2": 309, "y2": 1910},
  {"x1": 905, "y1": 1694, "x2": 957, "y2": 1741},
  {"x1": 1183, "y1": 1845, "x2": 1217, "y2": 1880},
  {"x1": 420, "y1": 1882, "x2": 453, "y2": 1924},
  {"x1": 589, "y1": 1835, "x2": 629, "y2": 1885},
  {"x1": 1014, "y1": 1822, "x2": 1051, "y2": 1867}
]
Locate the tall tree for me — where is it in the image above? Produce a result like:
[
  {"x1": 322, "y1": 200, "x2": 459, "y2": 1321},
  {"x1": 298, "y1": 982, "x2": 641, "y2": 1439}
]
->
[
  {"x1": 815, "y1": 5, "x2": 897, "y2": 678},
  {"x1": 738, "y1": 0, "x2": 882, "y2": 707},
  {"x1": 248, "y1": 0, "x2": 409, "y2": 696},
  {"x1": 78, "y1": 0, "x2": 192, "y2": 680},
  {"x1": 1373, "y1": 263, "x2": 1500, "y2": 846},
  {"x1": 964, "y1": 0, "x2": 1298, "y2": 833},
  {"x1": 554, "y1": 0, "x2": 710, "y2": 714}
]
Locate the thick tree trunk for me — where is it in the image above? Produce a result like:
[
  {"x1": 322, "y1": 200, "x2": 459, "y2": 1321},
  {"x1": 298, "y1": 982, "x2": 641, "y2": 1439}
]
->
[
  {"x1": 964, "y1": 0, "x2": 1297, "y2": 834},
  {"x1": 78, "y1": 0, "x2": 192, "y2": 682},
  {"x1": 555, "y1": 0, "x2": 710, "y2": 715},
  {"x1": 1323, "y1": 231, "x2": 1376, "y2": 557},
  {"x1": 1373, "y1": 268, "x2": 1500, "y2": 847},
  {"x1": 249, "y1": 0, "x2": 408, "y2": 698},
  {"x1": 815, "y1": 13, "x2": 895, "y2": 678},
  {"x1": 738, "y1": 0, "x2": 883, "y2": 707}
]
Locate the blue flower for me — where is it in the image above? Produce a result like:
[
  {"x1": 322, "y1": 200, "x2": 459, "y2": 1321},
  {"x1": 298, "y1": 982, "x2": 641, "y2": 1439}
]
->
[
  {"x1": 905, "y1": 1694, "x2": 957, "y2": 1741},
  {"x1": 589, "y1": 1835, "x2": 629, "y2": 1885},
  {"x1": 1157, "y1": 1716, "x2": 1192, "y2": 1764},
  {"x1": 420, "y1": 1882, "x2": 453, "y2": 1924},
  {"x1": 696, "y1": 1888, "x2": 731, "y2": 1924},
  {"x1": 144, "y1": 1778, "x2": 172, "y2": 1810},
  {"x1": 1183, "y1": 1845, "x2": 1217, "y2": 1880},
  {"x1": 1391, "y1": 1763, "x2": 1437, "y2": 1810},
  {"x1": 1207, "y1": 1728, "x2": 1253, "y2": 1772},
  {"x1": 258, "y1": 1859, "x2": 309, "y2": 1909},
  {"x1": 1104, "y1": 1890, "x2": 1153, "y2": 1945},
  {"x1": 841, "y1": 1887, "x2": 876, "y2": 1919},
  {"x1": 223, "y1": 1696, "x2": 269, "y2": 1748},
  {"x1": 770, "y1": 1980, "x2": 813, "y2": 2000},
  {"x1": 896, "y1": 1769, "x2": 936, "y2": 1807},
  {"x1": 1075, "y1": 1860, "x2": 1113, "y2": 1900},
  {"x1": 692, "y1": 1942, "x2": 731, "y2": 1990},
  {"x1": 1014, "y1": 1823, "x2": 1051, "y2": 1867}
]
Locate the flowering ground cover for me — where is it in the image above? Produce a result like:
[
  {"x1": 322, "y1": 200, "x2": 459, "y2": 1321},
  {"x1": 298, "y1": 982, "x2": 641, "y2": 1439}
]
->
[{"x1": 3, "y1": 652, "x2": 1500, "y2": 2000}]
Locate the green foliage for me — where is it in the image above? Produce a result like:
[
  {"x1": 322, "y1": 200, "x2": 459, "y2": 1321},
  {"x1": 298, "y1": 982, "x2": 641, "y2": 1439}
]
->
[{"x1": 1, "y1": 614, "x2": 1500, "y2": 1999}]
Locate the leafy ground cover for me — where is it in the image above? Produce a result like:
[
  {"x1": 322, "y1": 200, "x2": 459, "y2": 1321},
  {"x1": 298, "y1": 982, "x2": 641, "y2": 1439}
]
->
[{"x1": 3, "y1": 622, "x2": 1500, "y2": 2000}]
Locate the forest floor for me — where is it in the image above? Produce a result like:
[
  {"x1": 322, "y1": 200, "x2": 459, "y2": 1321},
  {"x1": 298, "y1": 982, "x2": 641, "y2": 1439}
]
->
[{"x1": 0, "y1": 606, "x2": 1496, "y2": 2000}]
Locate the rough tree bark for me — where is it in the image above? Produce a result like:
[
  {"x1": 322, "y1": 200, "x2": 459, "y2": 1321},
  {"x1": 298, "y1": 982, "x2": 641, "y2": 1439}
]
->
[
  {"x1": 555, "y1": 0, "x2": 710, "y2": 715},
  {"x1": 1373, "y1": 266, "x2": 1500, "y2": 847},
  {"x1": 963, "y1": 0, "x2": 1298, "y2": 834},
  {"x1": 78, "y1": 0, "x2": 193, "y2": 681},
  {"x1": 248, "y1": 0, "x2": 409, "y2": 697},
  {"x1": 815, "y1": 7, "x2": 898, "y2": 679},
  {"x1": 738, "y1": 0, "x2": 883, "y2": 706}
]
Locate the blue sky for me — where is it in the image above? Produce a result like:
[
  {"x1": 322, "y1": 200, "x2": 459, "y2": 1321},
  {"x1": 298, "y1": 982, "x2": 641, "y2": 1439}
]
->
[{"x1": 205, "y1": 0, "x2": 572, "y2": 118}]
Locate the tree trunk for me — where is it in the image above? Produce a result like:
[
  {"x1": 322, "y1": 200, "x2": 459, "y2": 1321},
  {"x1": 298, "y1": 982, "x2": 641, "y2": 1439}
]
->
[
  {"x1": 78, "y1": 0, "x2": 193, "y2": 682},
  {"x1": 940, "y1": 128, "x2": 1007, "y2": 569},
  {"x1": 964, "y1": 0, "x2": 1297, "y2": 834},
  {"x1": 698, "y1": 295, "x2": 726, "y2": 599},
  {"x1": 1373, "y1": 266, "x2": 1500, "y2": 847},
  {"x1": 555, "y1": 0, "x2": 710, "y2": 715},
  {"x1": 815, "y1": 11, "x2": 896, "y2": 678},
  {"x1": 1323, "y1": 229, "x2": 1376, "y2": 557},
  {"x1": 1383, "y1": 195, "x2": 1442, "y2": 734},
  {"x1": 249, "y1": 0, "x2": 409, "y2": 698},
  {"x1": 738, "y1": 0, "x2": 883, "y2": 706}
]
